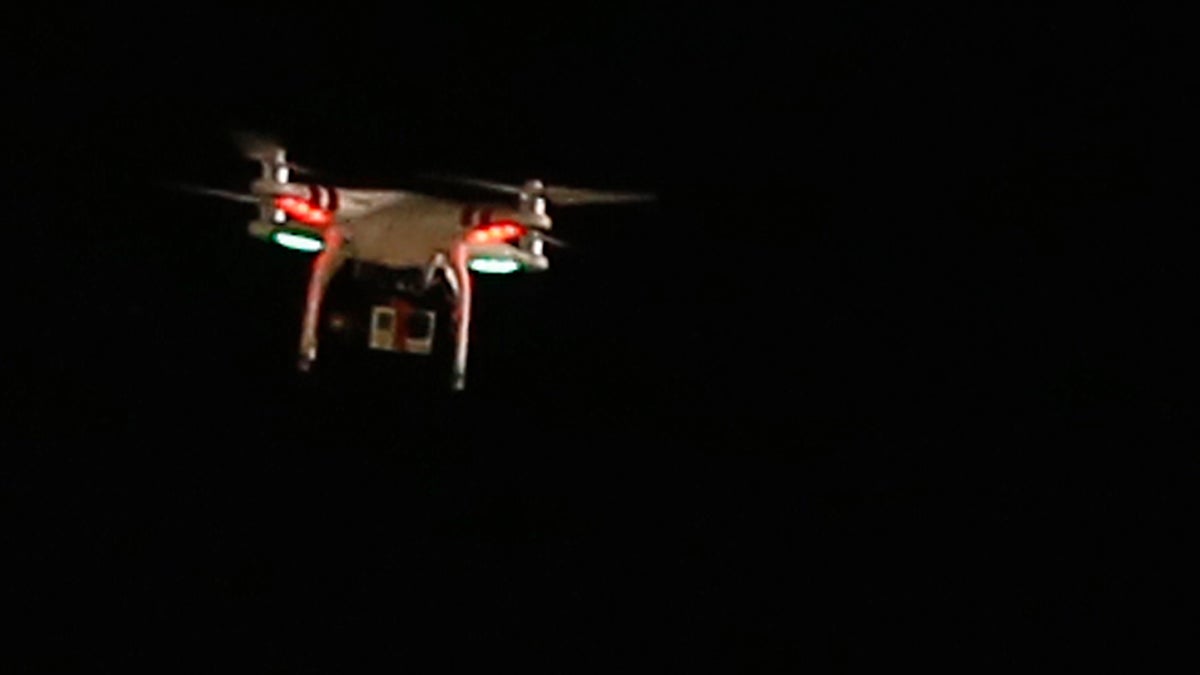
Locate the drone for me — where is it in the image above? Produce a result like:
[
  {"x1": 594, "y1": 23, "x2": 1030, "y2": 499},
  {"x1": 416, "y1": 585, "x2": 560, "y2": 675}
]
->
[{"x1": 181, "y1": 135, "x2": 653, "y2": 390}]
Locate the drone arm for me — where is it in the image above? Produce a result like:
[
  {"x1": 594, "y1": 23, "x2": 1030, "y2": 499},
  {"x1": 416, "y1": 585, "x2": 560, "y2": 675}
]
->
[{"x1": 297, "y1": 228, "x2": 348, "y2": 371}]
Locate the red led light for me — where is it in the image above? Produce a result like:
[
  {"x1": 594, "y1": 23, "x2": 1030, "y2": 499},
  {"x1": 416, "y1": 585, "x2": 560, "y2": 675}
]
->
[
  {"x1": 467, "y1": 220, "x2": 526, "y2": 245},
  {"x1": 274, "y1": 196, "x2": 330, "y2": 227}
]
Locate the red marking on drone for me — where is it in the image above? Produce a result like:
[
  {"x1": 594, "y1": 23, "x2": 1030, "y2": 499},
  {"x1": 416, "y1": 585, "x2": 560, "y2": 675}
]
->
[
  {"x1": 466, "y1": 220, "x2": 526, "y2": 244},
  {"x1": 275, "y1": 196, "x2": 331, "y2": 226}
]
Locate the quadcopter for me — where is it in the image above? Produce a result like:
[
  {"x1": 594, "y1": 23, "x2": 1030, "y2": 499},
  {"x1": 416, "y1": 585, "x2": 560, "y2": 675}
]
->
[{"x1": 181, "y1": 135, "x2": 653, "y2": 390}]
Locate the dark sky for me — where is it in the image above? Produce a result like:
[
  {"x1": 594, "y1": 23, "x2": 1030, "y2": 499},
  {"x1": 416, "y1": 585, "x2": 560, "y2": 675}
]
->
[{"x1": 4, "y1": 6, "x2": 1185, "y2": 670}]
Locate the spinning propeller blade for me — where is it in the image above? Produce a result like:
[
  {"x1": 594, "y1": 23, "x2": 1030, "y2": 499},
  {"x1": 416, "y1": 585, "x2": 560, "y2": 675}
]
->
[
  {"x1": 233, "y1": 131, "x2": 284, "y2": 161},
  {"x1": 424, "y1": 174, "x2": 523, "y2": 195},
  {"x1": 541, "y1": 185, "x2": 656, "y2": 206},
  {"x1": 166, "y1": 182, "x2": 261, "y2": 204},
  {"x1": 423, "y1": 174, "x2": 655, "y2": 206},
  {"x1": 232, "y1": 131, "x2": 318, "y2": 175},
  {"x1": 535, "y1": 232, "x2": 570, "y2": 248}
]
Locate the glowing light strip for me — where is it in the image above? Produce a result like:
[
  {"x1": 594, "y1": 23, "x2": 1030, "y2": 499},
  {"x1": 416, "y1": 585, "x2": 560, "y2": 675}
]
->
[
  {"x1": 275, "y1": 196, "x2": 331, "y2": 226},
  {"x1": 272, "y1": 231, "x2": 325, "y2": 252},
  {"x1": 467, "y1": 221, "x2": 526, "y2": 244},
  {"x1": 468, "y1": 258, "x2": 521, "y2": 274}
]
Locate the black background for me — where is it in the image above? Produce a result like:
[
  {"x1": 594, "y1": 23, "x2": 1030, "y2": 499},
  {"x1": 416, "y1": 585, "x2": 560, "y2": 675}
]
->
[{"x1": 3, "y1": 5, "x2": 1187, "y2": 671}]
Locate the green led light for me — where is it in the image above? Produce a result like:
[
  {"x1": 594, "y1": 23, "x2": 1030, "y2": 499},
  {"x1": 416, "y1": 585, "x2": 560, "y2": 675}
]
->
[
  {"x1": 468, "y1": 258, "x2": 522, "y2": 274},
  {"x1": 272, "y1": 231, "x2": 324, "y2": 252}
]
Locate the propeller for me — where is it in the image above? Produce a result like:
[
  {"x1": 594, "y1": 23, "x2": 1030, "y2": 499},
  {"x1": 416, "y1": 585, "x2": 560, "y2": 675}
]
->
[
  {"x1": 233, "y1": 131, "x2": 283, "y2": 160},
  {"x1": 166, "y1": 182, "x2": 260, "y2": 204},
  {"x1": 423, "y1": 174, "x2": 655, "y2": 206},
  {"x1": 233, "y1": 131, "x2": 318, "y2": 176},
  {"x1": 530, "y1": 231, "x2": 570, "y2": 249}
]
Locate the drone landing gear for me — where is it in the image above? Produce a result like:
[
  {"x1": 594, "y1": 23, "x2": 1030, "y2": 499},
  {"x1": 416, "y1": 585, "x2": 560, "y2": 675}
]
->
[
  {"x1": 297, "y1": 229, "x2": 347, "y2": 372},
  {"x1": 434, "y1": 247, "x2": 472, "y2": 391},
  {"x1": 451, "y1": 245, "x2": 472, "y2": 391}
]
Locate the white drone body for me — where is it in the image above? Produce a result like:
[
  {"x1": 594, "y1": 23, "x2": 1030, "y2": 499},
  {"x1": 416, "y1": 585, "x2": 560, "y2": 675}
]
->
[{"x1": 184, "y1": 136, "x2": 652, "y2": 390}]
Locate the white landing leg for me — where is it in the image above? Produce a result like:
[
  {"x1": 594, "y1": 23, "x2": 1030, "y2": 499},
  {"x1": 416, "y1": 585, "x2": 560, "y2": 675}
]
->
[
  {"x1": 297, "y1": 228, "x2": 346, "y2": 372},
  {"x1": 449, "y1": 243, "x2": 472, "y2": 391}
]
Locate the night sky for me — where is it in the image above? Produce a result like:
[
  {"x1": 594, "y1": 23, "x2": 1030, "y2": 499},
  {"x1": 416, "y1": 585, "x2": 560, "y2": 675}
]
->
[{"x1": 4, "y1": 6, "x2": 1185, "y2": 671}]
